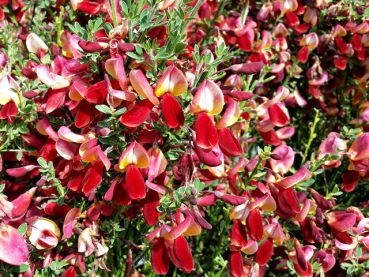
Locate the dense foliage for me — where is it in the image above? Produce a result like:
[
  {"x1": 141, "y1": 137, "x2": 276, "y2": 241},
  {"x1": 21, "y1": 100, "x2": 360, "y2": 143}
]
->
[{"x1": 1, "y1": 0, "x2": 369, "y2": 276}]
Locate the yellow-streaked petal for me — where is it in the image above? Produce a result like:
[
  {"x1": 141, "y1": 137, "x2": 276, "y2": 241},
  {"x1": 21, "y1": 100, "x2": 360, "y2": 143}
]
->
[
  {"x1": 118, "y1": 141, "x2": 150, "y2": 170},
  {"x1": 189, "y1": 79, "x2": 224, "y2": 115}
]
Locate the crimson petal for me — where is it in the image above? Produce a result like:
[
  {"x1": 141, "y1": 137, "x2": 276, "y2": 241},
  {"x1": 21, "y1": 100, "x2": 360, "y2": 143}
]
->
[
  {"x1": 75, "y1": 100, "x2": 97, "y2": 128},
  {"x1": 256, "y1": 238, "x2": 273, "y2": 266},
  {"x1": 126, "y1": 165, "x2": 146, "y2": 200},
  {"x1": 341, "y1": 171, "x2": 360, "y2": 192},
  {"x1": 230, "y1": 220, "x2": 248, "y2": 248},
  {"x1": 218, "y1": 128, "x2": 242, "y2": 157},
  {"x1": 151, "y1": 238, "x2": 169, "y2": 275},
  {"x1": 0, "y1": 223, "x2": 29, "y2": 265},
  {"x1": 214, "y1": 191, "x2": 246, "y2": 205},
  {"x1": 77, "y1": 1, "x2": 101, "y2": 15},
  {"x1": 78, "y1": 41, "x2": 104, "y2": 52},
  {"x1": 297, "y1": 46, "x2": 309, "y2": 63},
  {"x1": 143, "y1": 189, "x2": 160, "y2": 226},
  {"x1": 82, "y1": 161, "x2": 104, "y2": 196},
  {"x1": 229, "y1": 251, "x2": 243, "y2": 277},
  {"x1": 294, "y1": 240, "x2": 307, "y2": 271},
  {"x1": 11, "y1": 187, "x2": 37, "y2": 219},
  {"x1": 268, "y1": 104, "x2": 290, "y2": 127},
  {"x1": 85, "y1": 81, "x2": 108, "y2": 104},
  {"x1": 120, "y1": 99, "x2": 153, "y2": 128},
  {"x1": 326, "y1": 211, "x2": 356, "y2": 232},
  {"x1": 278, "y1": 187, "x2": 301, "y2": 217},
  {"x1": 195, "y1": 112, "x2": 218, "y2": 149},
  {"x1": 230, "y1": 62, "x2": 264, "y2": 74},
  {"x1": 46, "y1": 89, "x2": 66, "y2": 114},
  {"x1": 246, "y1": 209, "x2": 263, "y2": 241},
  {"x1": 173, "y1": 235, "x2": 194, "y2": 273},
  {"x1": 194, "y1": 143, "x2": 222, "y2": 167},
  {"x1": 44, "y1": 202, "x2": 72, "y2": 218},
  {"x1": 161, "y1": 94, "x2": 184, "y2": 129},
  {"x1": 63, "y1": 208, "x2": 81, "y2": 239},
  {"x1": 259, "y1": 130, "x2": 281, "y2": 146}
]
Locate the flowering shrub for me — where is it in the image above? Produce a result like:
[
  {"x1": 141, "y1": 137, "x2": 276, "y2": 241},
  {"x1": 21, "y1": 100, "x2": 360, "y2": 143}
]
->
[{"x1": 1, "y1": 0, "x2": 369, "y2": 276}]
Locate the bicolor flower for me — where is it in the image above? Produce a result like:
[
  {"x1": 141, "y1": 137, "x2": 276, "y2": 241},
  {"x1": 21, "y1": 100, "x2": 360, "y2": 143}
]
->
[
  {"x1": 29, "y1": 217, "x2": 61, "y2": 249},
  {"x1": 190, "y1": 80, "x2": 224, "y2": 150},
  {"x1": 116, "y1": 141, "x2": 150, "y2": 199},
  {"x1": 154, "y1": 65, "x2": 188, "y2": 129},
  {"x1": 0, "y1": 75, "x2": 21, "y2": 107}
]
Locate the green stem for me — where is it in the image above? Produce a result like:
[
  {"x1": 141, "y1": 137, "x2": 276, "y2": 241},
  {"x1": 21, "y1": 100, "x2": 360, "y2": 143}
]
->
[
  {"x1": 6, "y1": 4, "x2": 19, "y2": 27},
  {"x1": 0, "y1": 137, "x2": 10, "y2": 151},
  {"x1": 127, "y1": 18, "x2": 133, "y2": 42},
  {"x1": 244, "y1": 157, "x2": 262, "y2": 189},
  {"x1": 110, "y1": 0, "x2": 118, "y2": 28},
  {"x1": 108, "y1": 250, "x2": 117, "y2": 275},
  {"x1": 193, "y1": 61, "x2": 204, "y2": 88},
  {"x1": 214, "y1": 208, "x2": 230, "y2": 258},
  {"x1": 136, "y1": 1, "x2": 159, "y2": 44},
  {"x1": 132, "y1": 246, "x2": 150, "y2": 266},
  {"x1": 301, "y1": 108, "x2": 320, "y2": 167},
  {"x1": 56, "y1": 6, "x2": 64, "y2": 47},
  {"x1": 201, "y1": 0, "x2": 226, "y2": 46},
  {"x1": 31, "y1": 2, "x2": 36, "y2": 21},
  {"x1": 181, "y1": 0, "x2": 203, "y2": 33},
  {"x1": 282, "y1": 60, "x2": 298, "y2": 88},
  {"x1": 97, "y1": 57, "x2": 104, "y2": 81},
  {"x1": 166, "y1": 174, "x2": 174, "y2": 187},
  {"x1": 216, "y1": 262, "x2": 228, "y2": 276}
]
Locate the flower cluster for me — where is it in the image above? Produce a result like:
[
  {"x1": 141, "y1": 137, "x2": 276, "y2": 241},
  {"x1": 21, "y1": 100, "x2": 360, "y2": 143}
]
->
[{"x1": 0, "y1": 0, "x2": 369, "y2": 276}]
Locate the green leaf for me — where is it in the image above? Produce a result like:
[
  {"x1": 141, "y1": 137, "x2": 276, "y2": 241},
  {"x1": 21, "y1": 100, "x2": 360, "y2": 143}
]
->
[
  {"x1": 314, "y1": 169, "x2": 324, "y2": 175},
  {"x1": 341, "y1": 262, "x2": 352, "y2": 269},
  {"x1": 93, "y1": 17, "x2": 103, "y2": 32},
  {"x1": 113, "y1": 107, "x2": 127, "y2": 116},
  {"x1": 97, "y1": 121, "x2": 111, "y2": 128},
  {"x1": 287, "y1": 260, "x2": 295, "y2": 273},
  {"x1": 347, "y1": 265, "x2": 355, "y2": 275},
  {"x1": 139, "y1": 8, "x2": 149, "y2": 22},
  {"x1": 104, "y1": 22, "x2": 113, "y2": 34},
  {"x1": 18, "y1": 223, "x2": 27, "y2": 236},
  {"x1": 177, "y1": 186, "x2": 185, "y2": 196},
  {"x1": 253, "y1": 172, "x2": 266, "y2": 178},
  {"x1": 0, "y1": 184, "x2": 5, "y2": 193},
  {"x1": 99, "y1": 136, "x2": 118, "y2": 145},
  {"x1": 11, "y1": 264, "x2": 30, "y2": 273},
  {"x1": 330, "y1": 154, "x2": 341, "y2": 160},
  {"x1": 168, "y1": 133, "x2": 181, "y2": 144},
  {"x1": 193, "y1": 178, "x2": 205, "y2": 192},
  {"x1": 135, "y1": 44, "x2": 143, "y2": 55},
  {"x1": 219, "y1": 220, "x2": 225, "y2": 231},
  {"x1": 95, "y1": 104, "x2": 112, "y2": 114},
  {"x1": 157, "y1": 204, "x2": 165, "y2": 213},
  {"x1": 356, "y1": 245, "x2": 362, "y2": 258},
  {"x1": 19, "y1": 126, "x2": 30, "y2": 134},
  {"x1": 120, "y1": 0, "x2": 128, "y2": 17},
  {"x1": 57, "y1": 197, "x2": 65, "y2": 206},
  {"x1": 299, "y1": 179, "x2": 315, "y2": 187},
  {"x1": 37, "y1": 157, "x2": 47, "y2": 168},
  {"x1": 126, "y1": 52, "x2": 143, "y2": 60},
  {"x1": 185, "y1": 186, "x2": 192, "y2": 196},
  {"x1": 166, "y1": 152, "x2": 178, "y2": 160},
  {"x1": 43, "y1": 54, "x2": 50, "y2": 64},
  {"x1": 16, "y1": 151, "x2": 23, "y2": 161},
  {"x1": 56, "y1": 184, "x2": 64, "y2": 197}
]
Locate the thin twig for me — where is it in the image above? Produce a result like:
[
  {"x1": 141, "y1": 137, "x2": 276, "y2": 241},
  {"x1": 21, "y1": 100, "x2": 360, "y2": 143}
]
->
[{"x1": 301, "y1": 109, "x2": 320, "y2": 167}]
